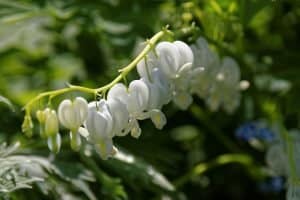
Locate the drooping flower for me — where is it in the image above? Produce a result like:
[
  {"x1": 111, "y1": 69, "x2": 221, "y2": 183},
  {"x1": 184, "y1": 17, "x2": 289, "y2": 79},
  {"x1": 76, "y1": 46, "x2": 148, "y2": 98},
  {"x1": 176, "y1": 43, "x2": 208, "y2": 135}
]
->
[
  {"x1": 58, "y1": 97, "x2": 88, "y2": 151},
  {"x1": 138, "y1": 40, "x2": 194, "y2": 110},
  {"x1": 85, "y1": 100, "x2": 116, "y2": 159},
  {"x1": 206, "y1": 56, "x2": 241, "y2": 113},
  {"x1": 107, "y1": 80, "x2": 150, "y2": 138},
  {"x1": 190, "y1": 37, "x2": 220, "y2": 98},
  {"x1": 36, "y1": 108, "x2": 61, "y2": 153}
]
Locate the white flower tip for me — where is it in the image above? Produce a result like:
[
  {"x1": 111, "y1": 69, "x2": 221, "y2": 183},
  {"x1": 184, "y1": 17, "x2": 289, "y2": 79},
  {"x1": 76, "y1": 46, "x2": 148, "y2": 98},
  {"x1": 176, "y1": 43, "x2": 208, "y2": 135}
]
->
[
  {"x1": 150, "y1": 110, "x2": 167, "y2": 130},
  {"x1": 94, "y1": 140, "x2": 117, "y2": 160},
  {"x1": 78, "y1": 127, "x2": 89, "y2": 138},
  {"x1": 173, "y1": 92, "x2": 193, "y2": 110},
  {"x1": 47, "y1": 133, "x2": 61, "y2": 154},
  {"x1": 131, "y1": 125, "x2": 141, "y2": 138}
]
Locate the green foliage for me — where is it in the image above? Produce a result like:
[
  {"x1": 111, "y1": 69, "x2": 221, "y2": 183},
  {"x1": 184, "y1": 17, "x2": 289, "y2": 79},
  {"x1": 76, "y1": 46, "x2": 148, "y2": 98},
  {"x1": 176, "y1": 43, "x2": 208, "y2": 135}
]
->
[{"x1": 0, "y1": 0, "x2": 300, "y2": 199}]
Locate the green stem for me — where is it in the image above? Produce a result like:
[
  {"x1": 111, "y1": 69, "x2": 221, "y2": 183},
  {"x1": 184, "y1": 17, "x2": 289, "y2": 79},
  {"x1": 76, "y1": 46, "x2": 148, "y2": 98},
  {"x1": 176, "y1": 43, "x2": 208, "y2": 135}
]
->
[
  {"x1": 23, "y1": 29, "x2": 170, "y2": 114},
  {"x1": 94, "y1": 29, "x2": 168, "y2": 93},
  {"x1": 174, "y1": 153, "x2": 253, "y2": 187}
]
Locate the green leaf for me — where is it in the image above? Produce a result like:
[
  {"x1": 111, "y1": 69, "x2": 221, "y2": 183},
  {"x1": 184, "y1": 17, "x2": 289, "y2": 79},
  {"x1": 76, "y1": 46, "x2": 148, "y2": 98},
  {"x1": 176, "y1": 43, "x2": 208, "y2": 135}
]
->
[
  {"x1": 0, "y1": 95, "x2": 14, "y2": 111},
  {"x1": 102, "y1": 149, "x2": 177, "y2": 196}
]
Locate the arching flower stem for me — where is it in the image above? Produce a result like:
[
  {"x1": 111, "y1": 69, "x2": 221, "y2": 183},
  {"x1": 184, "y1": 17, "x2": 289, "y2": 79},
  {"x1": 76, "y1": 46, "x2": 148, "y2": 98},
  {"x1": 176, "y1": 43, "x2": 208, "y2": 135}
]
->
[{"x1": 23, "y1": 28, "x2": 172, "y2": 116}]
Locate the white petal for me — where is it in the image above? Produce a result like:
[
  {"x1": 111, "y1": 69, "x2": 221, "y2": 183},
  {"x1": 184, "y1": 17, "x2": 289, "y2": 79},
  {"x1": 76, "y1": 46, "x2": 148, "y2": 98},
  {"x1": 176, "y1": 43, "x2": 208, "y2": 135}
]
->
[
  {"x1": 47, "y1": 133, "x2": 61, "y2": 154},
  {"x1": 86, "y1": 110, "x2": 107, "y2": 140},
  {"x1": 173, "y1": 92, "x2": 193, "y2": 110},
  {"x1": 150, "y1": 109, "x2": 167, "y2": 130},
  {"x1": 141, "y1": 79, "x2": 160, "y2": 110},
  {"x1": 137, "y1": 57, "x2": 157, "y2": 81},
  {"x1": 173, "y1": 40, "x2": 194, "y2": 66},
  {"x1": 78, "y1": 127, "x2": 89, "y2": 138},
  {"x1": 130, "y1": 119, "x2": 141, "y2": 138},
  {"x1": 58, "y1": 99, "x2": 74, "y2": 129},
  {"x1": 107, "y1": 83, "x2": 128, "y2": 105},
  {"x1": 156, "y1": 42, "x2": 180, "y2": 77},
  {"x1": 73, "y1": 97, "x2": 88, "y2": 125},
  {"x1": 94, "y1": 138, "x2": 117, "y2": 160},
  {"x1": 107, "y1": 98, "x2": 129, "y2": 136},
  {"x1": 128, "y1": 80, "x2": 149, "y2": 114},
  {"x1": 219, "y1": 57, "x2": 240, "y2": 84}
]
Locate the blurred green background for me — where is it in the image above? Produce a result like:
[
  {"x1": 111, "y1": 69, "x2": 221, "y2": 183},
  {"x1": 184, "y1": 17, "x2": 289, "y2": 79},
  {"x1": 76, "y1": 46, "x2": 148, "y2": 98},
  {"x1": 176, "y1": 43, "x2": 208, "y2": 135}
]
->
[{"x1": 0, "y1": 0, "x2": 300, "y2": 199}]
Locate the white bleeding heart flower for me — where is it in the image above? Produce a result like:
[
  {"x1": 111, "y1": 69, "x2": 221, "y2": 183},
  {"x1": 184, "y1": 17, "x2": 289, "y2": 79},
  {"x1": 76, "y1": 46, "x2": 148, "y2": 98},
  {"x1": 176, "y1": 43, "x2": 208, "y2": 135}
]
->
[
  {"x1": 58, "y1": 97, "x2": 88, "y2": 131},
  {"x1": 107, "y1": 80, "x2": 151, "y2": 138},
  {"x1": 86, "y1": 100, "x2": 114, "y2": 139},
  {"x1": 108, "y1": 80, "x2": 149, "y2": 116},
  {"x1": 190, "y1": 37, "x2": 220, "y2": 98},
  {"x1": 217, "y1": 56, "x2": 240, "y2": 86},
  {"x1": 156, "y1": 42, "x2": 180, "y2": 79},
  {"x1": 173, "y1": 40, "x2": 194, "y2": 67},
  {"x1": 85, "y1": 100, "x2": 116, "y2": 159},
  {"x1": 58, "y1": 97, "x2": 88, "y2": 151},
  {"x1": 106, "y1": 98, "x2": 129, "y2": 136}
]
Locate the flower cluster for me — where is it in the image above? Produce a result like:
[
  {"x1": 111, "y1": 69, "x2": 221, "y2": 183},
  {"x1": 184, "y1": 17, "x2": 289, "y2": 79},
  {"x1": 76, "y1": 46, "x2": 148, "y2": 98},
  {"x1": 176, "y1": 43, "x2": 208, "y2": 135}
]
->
[
  {"x1": 190, "y1": 37, "x2": 246, "y2": 113},
  {"x1": 24, "y1": 36, "x2": 246, "y2": 159}
]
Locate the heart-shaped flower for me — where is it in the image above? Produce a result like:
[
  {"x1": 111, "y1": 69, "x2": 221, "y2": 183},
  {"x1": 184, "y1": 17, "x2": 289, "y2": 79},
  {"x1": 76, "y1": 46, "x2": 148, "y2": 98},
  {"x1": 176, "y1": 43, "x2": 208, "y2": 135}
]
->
[
  {"x1": 85, "y1": 100, "x2": 116, "y2": 159},
  {"x1": 58, "y1": 97, "x2": 88, "y2": 151},
  {"x1": 58, "y1": 97, "x2": 88, "y2": 131}
]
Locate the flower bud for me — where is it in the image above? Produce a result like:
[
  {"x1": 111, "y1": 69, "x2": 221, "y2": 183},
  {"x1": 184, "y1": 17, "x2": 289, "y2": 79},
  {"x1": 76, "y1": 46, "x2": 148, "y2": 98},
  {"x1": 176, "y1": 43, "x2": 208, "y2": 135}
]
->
[
  {"x1": 36, "y1": 109, "x2": 46, "y2": 138},
  {"x1": 22, "y1": 115, "x2": 33, "y2": 137},
  {"x1": 44, "y1": 109, "x2": 59, "y2": 137},
  {"x1": 86, "y1": 100, "x2": 114, "y2": 140},
  {"x1": 36, "y1": 110, "x2": 46, "y2": 123}
]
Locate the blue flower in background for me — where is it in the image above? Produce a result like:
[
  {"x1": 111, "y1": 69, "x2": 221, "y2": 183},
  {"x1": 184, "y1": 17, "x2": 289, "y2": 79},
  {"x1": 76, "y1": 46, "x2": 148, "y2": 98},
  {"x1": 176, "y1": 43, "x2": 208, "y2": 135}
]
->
[
  {"x1": 259, "y1": 176, "x2": 285, "y2": 193},
  {"x1": 235, "y1": 122, "x2": 275, "y2": 142}
]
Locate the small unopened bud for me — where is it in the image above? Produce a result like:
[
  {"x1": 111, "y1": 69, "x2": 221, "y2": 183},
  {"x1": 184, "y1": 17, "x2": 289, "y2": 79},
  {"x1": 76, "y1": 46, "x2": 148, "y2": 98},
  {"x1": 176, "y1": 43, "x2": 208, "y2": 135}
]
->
[
  {"x1": 44, "y1": 109, "x2": 59, "y2": 137},
  {"x1": 22, "y1": 115, "x2": 33, "y2": 137},
  {"x1": 36, "y1": 110, "x2": 46, "y2": 123}
]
